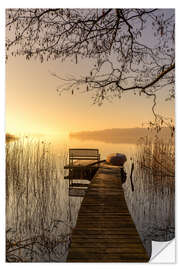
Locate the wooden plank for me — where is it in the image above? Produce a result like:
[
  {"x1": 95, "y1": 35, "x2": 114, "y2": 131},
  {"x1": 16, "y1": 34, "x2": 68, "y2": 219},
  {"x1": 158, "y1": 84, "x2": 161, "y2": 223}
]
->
[
  {"x1": 68, "y1": 251, "x2": 149, "y2": 261},
  {"x1": 71, "y1": 234, "x2": 141, "y2": 240},
  {"x1": 67, "y1": 164, "x2": 150, "y2": 262},
  {"x1": 70, "y1": 241, "x2": 142, "y2": 248},
  {"x1": 69, "y1": 188, "x2": 86, "y2": 197},
  {"x1": 68, "y1": 258, "x2": 148, "y2": 263},
  {"x1": 68, "y1": 247, "x2": 147, "y2": 254},
  {"x1": 64, "y1": 165, "x2": 96, "y2": 169},
  {"x1": 64, "y1": 165, "x2": 98, "y2": 181},
  {"x1": 69, "y1": 183, "x2": 89, "y2": 188},
  {"x1": 71, "y1": 238, "x2": 142, "y2": 244},
  {"x1": 72, "y1": 229, "x2": 141, "y2": 235},
  {"x1": 71, "y1": 242, "x2": 143, "y2": 248},
  {"x1": 64, "y1": 177, "x2": 90, "y2": 181}
]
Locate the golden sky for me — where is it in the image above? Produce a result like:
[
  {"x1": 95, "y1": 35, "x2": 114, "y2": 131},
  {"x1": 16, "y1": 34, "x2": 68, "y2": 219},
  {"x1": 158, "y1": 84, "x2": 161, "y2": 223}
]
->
[{"x1": 6, "y1": 55, "x2": 174, "y2": 137}]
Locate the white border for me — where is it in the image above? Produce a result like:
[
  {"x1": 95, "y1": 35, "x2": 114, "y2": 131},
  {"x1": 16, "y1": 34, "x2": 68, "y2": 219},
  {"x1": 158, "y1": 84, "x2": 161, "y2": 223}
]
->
[
  {"x1": 1, "y1": 1, "x2": 178, "y2": 268},
  {"x1": 0, "y1": 4, "x2": 6, "y2": 266}
]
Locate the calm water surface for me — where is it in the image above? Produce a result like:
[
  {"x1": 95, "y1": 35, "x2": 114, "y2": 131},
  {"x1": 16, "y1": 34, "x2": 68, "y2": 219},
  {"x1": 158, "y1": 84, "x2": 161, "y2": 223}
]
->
[{"x1": 6, "y1": 135, "x2": 175, "y2": 261}]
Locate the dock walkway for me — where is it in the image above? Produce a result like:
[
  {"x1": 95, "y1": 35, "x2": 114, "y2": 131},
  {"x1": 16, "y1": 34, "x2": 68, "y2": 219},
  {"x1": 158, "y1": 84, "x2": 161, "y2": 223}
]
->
[{"x1": 67, "y1": 164, "x2": 149, "y2": 262}]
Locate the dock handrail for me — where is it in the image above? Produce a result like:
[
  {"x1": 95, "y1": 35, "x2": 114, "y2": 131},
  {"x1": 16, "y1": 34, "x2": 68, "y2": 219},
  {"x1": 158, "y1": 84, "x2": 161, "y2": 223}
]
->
[
  {"x1": 69, "y1": 148, "x2": 100, "y2": 160},
  {"x1": 66, "y1": 148, "x2": 100, "y2": 196}
]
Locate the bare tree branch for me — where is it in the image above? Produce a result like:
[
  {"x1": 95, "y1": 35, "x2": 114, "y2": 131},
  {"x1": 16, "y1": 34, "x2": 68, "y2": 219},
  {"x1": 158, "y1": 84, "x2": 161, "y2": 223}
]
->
[{"x1": 6, "y1": 8, "x2": 175, "y2": 121}]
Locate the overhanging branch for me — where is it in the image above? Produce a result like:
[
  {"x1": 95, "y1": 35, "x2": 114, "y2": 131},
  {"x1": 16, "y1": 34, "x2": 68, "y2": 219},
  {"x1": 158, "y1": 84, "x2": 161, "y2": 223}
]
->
[{"x1": 116, "y1": 63, "x2": 175, "y2": 92}]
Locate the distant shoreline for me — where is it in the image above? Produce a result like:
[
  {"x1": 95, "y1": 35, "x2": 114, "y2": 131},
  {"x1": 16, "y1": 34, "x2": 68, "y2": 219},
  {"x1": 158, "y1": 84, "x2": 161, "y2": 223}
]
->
[
  {"x1": 6, "y1": 133, "x2": 19, "y2": 142},
  {"x1": 69, "y1": 127, "x2": 171, "y2": 144}
]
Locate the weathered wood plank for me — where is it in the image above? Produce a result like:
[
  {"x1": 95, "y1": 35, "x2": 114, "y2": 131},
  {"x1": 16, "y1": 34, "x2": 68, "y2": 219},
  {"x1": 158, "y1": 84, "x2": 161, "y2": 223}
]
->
[
  {"x1": 71, "y1": 242, "x2": 143, "y2": 248},
  {"x1": 68, "y1": 247, "x2": 147, "y2": 254},
  {"x1": 71, "y1": 233, "x2": 142, "y2": 239},
  {"x1": 69, "y1": 183, "x2": 89, "y2": 188},
  {"x1": 72, "y1": 229, "x2": 141, "y2": 235},
  {"x1": 71, "y1": 238, "x2": 142, "y2": 244},
  {"x1": 67, "y1": 164, "x2": 150, "y2": 262},
  {"x1": 68, "y1": 258, "x2": 148, "y2": 263}
]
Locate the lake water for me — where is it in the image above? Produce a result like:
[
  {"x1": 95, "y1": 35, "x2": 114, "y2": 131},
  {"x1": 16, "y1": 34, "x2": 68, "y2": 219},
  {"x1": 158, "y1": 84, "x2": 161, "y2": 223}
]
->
[{"x1": 6, "y1": 135, "x2": 175, "y2": 262}]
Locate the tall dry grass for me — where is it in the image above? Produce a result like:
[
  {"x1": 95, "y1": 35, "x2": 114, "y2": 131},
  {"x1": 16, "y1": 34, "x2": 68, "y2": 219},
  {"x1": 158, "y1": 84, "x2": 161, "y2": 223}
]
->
[
  {"x1": 137, "y1": 135, "x2": 175, "y2": 180},
  {"x1": 6, "y1": 138, "x2": 71, "y2": 262},
  {"x1": 123, "y1": 134, "x2": 175, "y2": 256}
]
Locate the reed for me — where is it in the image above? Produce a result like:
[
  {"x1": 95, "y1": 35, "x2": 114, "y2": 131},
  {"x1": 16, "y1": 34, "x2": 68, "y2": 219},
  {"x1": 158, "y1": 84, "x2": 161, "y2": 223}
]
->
[
  {"x1": 6, "y1": 138, "x2": 71, "y2": 262},
  {"x1": 123, "y1": 133, "x2": 175, "y2": 253},
  {"x1": 136, "y1": 135, "x2": 175, "y2": 180}
]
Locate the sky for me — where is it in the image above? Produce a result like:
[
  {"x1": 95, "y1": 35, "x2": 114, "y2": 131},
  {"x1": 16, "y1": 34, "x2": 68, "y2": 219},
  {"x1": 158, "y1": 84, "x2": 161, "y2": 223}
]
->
[
  {"x1": 6, "y1": 52, "x2": 174, "y2": 138},
  {"x1": 5, "y1": 8, "x2": 175, "y2": 138}
]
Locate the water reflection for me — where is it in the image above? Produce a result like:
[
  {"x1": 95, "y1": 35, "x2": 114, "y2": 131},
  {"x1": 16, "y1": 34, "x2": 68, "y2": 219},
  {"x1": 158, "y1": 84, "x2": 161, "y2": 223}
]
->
[
  {"x1": 123, "y1": 156, "x2": 175, "y2": 257},
  {"x1": 6, "y1": 135, "x2": 175, "y2": 261}
]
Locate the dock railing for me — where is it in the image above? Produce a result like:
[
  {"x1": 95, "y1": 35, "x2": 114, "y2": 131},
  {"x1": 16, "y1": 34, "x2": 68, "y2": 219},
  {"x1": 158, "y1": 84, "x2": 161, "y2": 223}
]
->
[{"x1": 65, "y1": 148, "x2": 100, "y2": 196}]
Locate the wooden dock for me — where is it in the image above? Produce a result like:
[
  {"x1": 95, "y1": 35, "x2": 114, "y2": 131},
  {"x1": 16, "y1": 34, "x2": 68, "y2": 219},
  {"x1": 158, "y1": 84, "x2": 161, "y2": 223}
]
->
[{"x1": 67, "y1": 163, "x2": 150, "y2": 262}]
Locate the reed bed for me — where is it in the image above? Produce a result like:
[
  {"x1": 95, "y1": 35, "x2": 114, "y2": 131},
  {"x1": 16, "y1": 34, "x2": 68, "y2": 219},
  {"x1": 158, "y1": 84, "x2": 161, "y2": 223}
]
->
[
  {"x1": 6, "y1": 138, "x2": 72, "y2": 262},
  {"x1": 123, "y1": 135, "x2": 175, "y2": 256},
  {"x1": 137, "y1": 135, "x2": 175, "y2": 180},
  {"x1": 6, "y1": 133, "x2": 175, "y2": 260}
]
